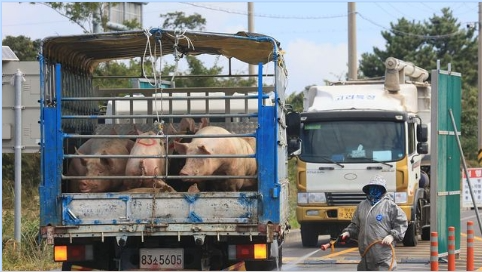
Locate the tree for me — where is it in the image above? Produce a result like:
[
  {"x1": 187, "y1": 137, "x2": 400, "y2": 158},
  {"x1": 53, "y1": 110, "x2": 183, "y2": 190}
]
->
[
  {"x1": 2, "y1": 35, "x2": 41, "y2": 61},
  {"x1": 161, "y1": 11, "x2": 206, "y2": 31},
  {"x1": 358, "y1": 7, "x2": 478, "y2": 161},
  {"x1": 40, "y1": 2, "x2": 141, "y2": 33}
]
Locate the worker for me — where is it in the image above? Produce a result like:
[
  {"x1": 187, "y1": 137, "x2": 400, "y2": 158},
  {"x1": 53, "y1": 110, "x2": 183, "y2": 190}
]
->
[{"x1": 340, "y1": 175, "x2": 408, "y2": 270}]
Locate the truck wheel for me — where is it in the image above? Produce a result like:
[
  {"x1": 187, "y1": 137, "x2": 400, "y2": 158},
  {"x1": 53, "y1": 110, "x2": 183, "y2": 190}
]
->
[
  {"x1": 403, "y1": 222, "x2": 418, "y2": 246},
  {"x1": 300, "y1": 223, "x2": 319, "y2": 247},
  {"x1": 421, "y1": 225, "x2": 431, "y2": 241},
  {"x1": 61, "y1": 262, "x2": 72, "y2": 271}
]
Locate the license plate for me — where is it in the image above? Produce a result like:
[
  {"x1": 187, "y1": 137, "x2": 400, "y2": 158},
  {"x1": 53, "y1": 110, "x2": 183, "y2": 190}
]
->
[
  {"x1": 139, "y1": 248, "x2": 183, "y2": 270},
  {"x1": 338, "y1": 207, "x2": 356, "y2": 220}
]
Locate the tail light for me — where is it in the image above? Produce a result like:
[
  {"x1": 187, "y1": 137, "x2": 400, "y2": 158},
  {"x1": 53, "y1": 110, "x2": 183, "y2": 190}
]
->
[
  {"x1": 228, "y1": 244, "x2": 267, "y2": 261},
  {"x1": 54, "y1": 245, "x2": 94, "y2": 262}
]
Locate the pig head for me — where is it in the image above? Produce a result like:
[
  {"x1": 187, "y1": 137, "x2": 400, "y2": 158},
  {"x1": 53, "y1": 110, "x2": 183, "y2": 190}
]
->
[
  {"x1": 67, "y1": 138, "x2": 134, "y2": 193},
  {"x1": 123, "y1": 129, "x2": 168, "y2": 190},
  {"x1": 173, "y1": 126, "x2": 257, "y2": 191}
]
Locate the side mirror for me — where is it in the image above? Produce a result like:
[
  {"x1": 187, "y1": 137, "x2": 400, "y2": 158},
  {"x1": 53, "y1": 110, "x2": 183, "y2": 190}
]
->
[
  {"x1": 417, "y1": 142, "x2": 429, "y2": 155},
  {"x1": 417, "y1": 124, "x2": 428, "y2": 143},
  {"x1": 286, "y1": 112, "x2": 301, "y2": 138},
  {"x1": 288, "y1": 138, "x2": 301, "y2": 157}
]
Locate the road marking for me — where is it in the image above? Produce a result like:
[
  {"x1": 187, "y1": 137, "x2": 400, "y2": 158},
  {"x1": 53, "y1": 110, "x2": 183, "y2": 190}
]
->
[
  {"x1": 461, "y1": 232, "x2": 482, "y2": 241},
  {"x1": 322, "y1": 246, "x2": 358, "y2": 257}
]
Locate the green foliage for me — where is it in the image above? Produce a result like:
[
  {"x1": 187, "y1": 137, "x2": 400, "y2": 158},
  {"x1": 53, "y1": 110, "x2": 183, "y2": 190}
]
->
[
  {"x1": 2, "y1": 154, "x2": 41, "y2": 203},
  {"x1": 359, "y1": 6, "x2": 479, "y2": 161},
  {"x1": 286, "y1": 90, "x2": 304, "y2": 113},
  {"x1": 2, "y1": 153, "x2": 59, "y2": 270},
  {"x1": 161, "y1": 11, "x2": 206, "y2": 31},
  {"x1": 461, "y1": 86, "x2": 479, "y2": 162},
  {"x1": 288, "y1": 158, "x2": 300, "y2": 229},
  {"x1": 2, "y1": 35, "x2": 41, "y2": 61},
  {"x1": 40, "y1": 2, "x2": 141, "y2": 33}
]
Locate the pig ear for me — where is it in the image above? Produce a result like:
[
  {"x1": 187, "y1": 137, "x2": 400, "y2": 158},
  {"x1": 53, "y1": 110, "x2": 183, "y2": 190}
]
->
[
  {"x1": 173, "y1": 141, "x2": 189, "y2": 154},
  {"x1": 75, "y1": 147, "x2": 87, "y2": 166},
  {"x1": 199, "y1": 118, "x2": 210, "y2": 130},
  {"x1": 198, "y1": 144, "x2": 212, "y2": 155},
  {"x1": 166, "y1": 123, "x2": 178, "y2": 135},
  {"x1": 100, "y1": 150, "x2": 113, "y2": 168}
]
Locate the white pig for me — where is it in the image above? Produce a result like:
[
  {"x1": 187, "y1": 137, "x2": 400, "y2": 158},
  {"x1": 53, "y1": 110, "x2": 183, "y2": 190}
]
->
[
  {"x1": 173, "y1": 126, "x2": 257, "y2": 191},
  {"x1": 123, "y1": 129, "x2": 167, "y2": 190},
  {"x1": 67, "y1": 138, "x2": 134, "y2": 193}
]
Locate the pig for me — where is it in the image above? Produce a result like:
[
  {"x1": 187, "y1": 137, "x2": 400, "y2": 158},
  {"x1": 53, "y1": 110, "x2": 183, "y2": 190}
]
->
[
  {"x1": 67, "y1": 138, "x2": 135, "y2": 193},
  {"x1": 173, "y1": 126, "x2": 257, "y2": 191},
  {"x1": 165, "y1": 118, "x2": 211, "y2": 192},
  {"x1": 123, "y1": 129, "x2": 168, "y2": 190}
]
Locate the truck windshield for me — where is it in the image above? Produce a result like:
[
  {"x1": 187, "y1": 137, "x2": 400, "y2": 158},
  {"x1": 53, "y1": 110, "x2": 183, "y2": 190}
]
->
[{"x1": 299, "y1": 121, "x2": 405, "y2": 163}]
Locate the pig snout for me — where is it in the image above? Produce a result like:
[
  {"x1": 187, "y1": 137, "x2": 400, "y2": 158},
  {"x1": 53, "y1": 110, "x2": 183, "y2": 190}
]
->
[
  {"x1": 77, "y1": 180, "x2": 92, "y2": 193},
  {"x1": 179, "y1": 167, "x2": 198, "y2": 181}
]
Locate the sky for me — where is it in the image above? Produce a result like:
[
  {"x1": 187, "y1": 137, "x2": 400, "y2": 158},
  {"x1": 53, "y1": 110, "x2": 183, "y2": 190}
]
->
[{"x1": 1, "y1": 1, "x2": 479, "y2": 94}]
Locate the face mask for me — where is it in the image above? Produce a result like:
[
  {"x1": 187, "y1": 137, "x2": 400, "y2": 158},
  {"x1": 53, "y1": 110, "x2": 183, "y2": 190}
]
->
[{"x1": 367, "y1": 185, "x2": 383, "y2": 205}]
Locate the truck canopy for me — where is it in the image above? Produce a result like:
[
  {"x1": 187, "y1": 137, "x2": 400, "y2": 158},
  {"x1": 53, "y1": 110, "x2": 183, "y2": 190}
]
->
[{"x1": 41, "y1": 29, "x2": 282, "y2": 74}]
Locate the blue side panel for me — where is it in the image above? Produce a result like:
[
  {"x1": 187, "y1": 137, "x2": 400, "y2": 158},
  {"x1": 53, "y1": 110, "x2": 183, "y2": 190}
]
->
[
  {"x1": 256, "y1": 62, "x2": 280, "y2": 223},
  {"x1": 39, "y1": 63, "x2": 63, "y2": 226}
]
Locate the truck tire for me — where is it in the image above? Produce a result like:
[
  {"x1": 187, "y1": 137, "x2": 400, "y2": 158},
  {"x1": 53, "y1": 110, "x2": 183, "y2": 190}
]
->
[
  {"x1": 402, "y1": 221, "x2": 418, "y2": 246},
  {"x1": 300, "y1": 223, "x2": 319, "y2": 247},
  {"x1": 421, "y1": 225, "x2": 431, "y2": 241}
]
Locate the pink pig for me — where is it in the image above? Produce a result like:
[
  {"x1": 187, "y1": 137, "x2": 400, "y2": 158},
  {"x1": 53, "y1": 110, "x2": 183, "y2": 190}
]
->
[
  {"x1": 173, "y1": 126, "x2": 257, "y2": 191},
  {"x1": 67, "y1": 138, "x2": 134, "y2": 193},
  {"x1": 123, "y1": 129, "x2": 168, "y2": 190}
]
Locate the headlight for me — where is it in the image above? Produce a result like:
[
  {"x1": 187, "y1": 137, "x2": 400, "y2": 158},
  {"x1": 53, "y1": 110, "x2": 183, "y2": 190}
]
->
[
  {"x1": 298, "y1": 192, "x2": 326, "y2": 204},
  {"x1": 298, "y1": 193, "x2": 308, "y2": 204},
  {"x1": 390, "y1": 192, "x2": 407, "y2": 204}
]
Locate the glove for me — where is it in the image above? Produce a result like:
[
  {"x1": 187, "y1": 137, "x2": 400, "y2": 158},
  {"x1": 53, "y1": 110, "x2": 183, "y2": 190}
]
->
[
  {"x1": 340, "y1": 231, "x2": 350, "y2": 241},
  {"x1": 381, "y1": 234, "x2": 394, "y2": 245}
]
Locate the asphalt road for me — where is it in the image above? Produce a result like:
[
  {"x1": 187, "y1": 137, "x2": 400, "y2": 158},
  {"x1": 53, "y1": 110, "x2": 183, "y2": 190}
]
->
[{"x1": 280, "y1": 208, "x2": 482, "y2": 271}]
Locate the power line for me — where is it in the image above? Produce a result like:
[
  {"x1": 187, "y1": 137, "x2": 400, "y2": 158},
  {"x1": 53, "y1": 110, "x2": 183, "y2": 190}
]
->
[
  {"x1": 183, "y1": 2, "x2": 469, "y2": 40},
  {"x1": 182, "y1": 2, "x2": 349, "y2": 20},
  {"x1": 357, "y1": 12, "x2": 464, "y2": 40}
]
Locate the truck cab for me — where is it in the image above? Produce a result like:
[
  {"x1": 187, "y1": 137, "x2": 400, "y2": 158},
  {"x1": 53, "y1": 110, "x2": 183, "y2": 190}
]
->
[{"x1": 286, "y1": 57, "x2": 431, "y2": 247}]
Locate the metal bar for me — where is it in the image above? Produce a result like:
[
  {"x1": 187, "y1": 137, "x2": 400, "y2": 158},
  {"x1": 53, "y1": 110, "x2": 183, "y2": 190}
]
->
[
  {"x1": 93, "y1": 74, "x2": 274, "y2": 79},
  {"x1": 60, "y1": 95, "x2": 261, "y2": 101},
  {"x1": 64, "y1": 154, "x2": 255, "y2": 159},
  {"x1": 63, "y1": 175, "x2": 257, "y2": 180},
  {"x1": 63, "y1": 133, "x2": 256, "y2": 139},
  {"x1": 14, "y1": 69, "x2": 23, "y2": 246},
  {"x1": 62, "y1": 113, "x2": 257, "y2": 119}
]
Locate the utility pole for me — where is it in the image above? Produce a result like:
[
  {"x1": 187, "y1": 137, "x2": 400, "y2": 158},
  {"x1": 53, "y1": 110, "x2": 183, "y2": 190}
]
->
[
  {"x1": 478, "y1": 2, "x2": 482, "y2": 164},
  {"x1": 248, "y1": 2, "x2": 255, "y2": 76},
  {"x1": 348, "y1": 2, "x2": 357, "y2": 80}
]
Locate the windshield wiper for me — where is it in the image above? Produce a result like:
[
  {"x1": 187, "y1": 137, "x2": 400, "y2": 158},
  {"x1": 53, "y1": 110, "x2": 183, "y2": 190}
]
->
[
  {"x1": 318, "y1": 156, "x2": 344, "y2": 168},
  {"x1": 365, "y1": 157, "x2": 393, "y2": 168}
]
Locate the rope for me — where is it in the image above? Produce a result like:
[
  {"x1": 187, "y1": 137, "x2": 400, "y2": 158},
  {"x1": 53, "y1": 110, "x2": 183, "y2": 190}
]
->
[{"x1": 142, "y1": 28, "x2": 165, "y2": 134}]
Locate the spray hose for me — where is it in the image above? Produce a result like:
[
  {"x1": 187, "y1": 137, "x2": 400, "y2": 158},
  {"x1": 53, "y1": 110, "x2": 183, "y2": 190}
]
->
[{"x1": 320, "y1": 237, "x2": 395, "y2": 271}]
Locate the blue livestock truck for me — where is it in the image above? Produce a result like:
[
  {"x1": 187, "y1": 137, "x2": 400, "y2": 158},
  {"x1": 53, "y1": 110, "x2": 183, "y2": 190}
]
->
[{"x1": 38, "y1": 29, "x2": 290, "y2": 271}]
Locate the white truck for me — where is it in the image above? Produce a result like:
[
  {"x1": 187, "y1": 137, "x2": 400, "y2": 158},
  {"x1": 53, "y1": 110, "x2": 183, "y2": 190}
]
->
[{"x1": 286, "y1": 57, "x2": 431, "y2": 247}]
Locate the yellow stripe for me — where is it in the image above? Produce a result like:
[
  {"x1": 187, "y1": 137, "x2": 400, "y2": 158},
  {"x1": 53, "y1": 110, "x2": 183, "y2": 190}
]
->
[
  {"x1": 323, "y1": 246, "x2": 358, "y2": 257},
  {"x1": 460, "y1": 232, "x2": 482, "y2": 241}
]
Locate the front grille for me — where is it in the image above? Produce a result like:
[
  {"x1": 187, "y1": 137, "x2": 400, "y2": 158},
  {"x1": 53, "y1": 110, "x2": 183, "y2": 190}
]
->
[{"x1": 325, "y1": 193, "x2": 366, "y2": 206}]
